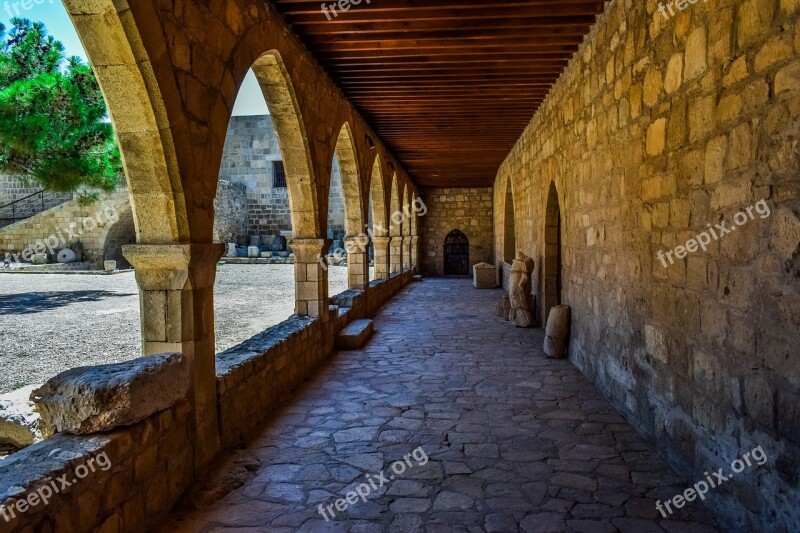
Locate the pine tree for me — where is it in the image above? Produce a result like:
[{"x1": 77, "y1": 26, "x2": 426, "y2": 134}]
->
[{"x1": 0, "y1": 19, "x2": 121, "y2": 204}]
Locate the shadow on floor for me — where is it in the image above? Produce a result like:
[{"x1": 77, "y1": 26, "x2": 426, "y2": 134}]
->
[{"x1": 0, "y1": 291, "x2": 135, "y2": 315}]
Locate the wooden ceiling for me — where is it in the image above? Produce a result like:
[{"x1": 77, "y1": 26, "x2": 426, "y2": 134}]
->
[{"x1": 270, "y1": 0, "x2": 606, "y2": 188}]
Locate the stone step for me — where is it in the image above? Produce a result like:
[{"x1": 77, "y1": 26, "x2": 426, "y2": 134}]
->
[{"x1": 336, "y1": 319, "x2": 374, "y2": 349}]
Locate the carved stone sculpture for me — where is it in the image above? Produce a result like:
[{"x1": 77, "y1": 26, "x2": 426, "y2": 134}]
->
[{"x1": 508, "y1": 256, "x2": 534, "y2": 327}]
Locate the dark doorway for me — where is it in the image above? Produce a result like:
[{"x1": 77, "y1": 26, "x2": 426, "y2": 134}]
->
[
  {"x1": 543, "y1": 182, "x2": 562, "y2": 323},
  {"x1": 444, "y1": 230, "x2": 469, "y2": 275}
]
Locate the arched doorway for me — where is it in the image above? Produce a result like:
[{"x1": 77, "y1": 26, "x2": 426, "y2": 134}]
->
[
  {"x1": 444, "y1": 230, "x2": 469, "y2": 276},
  {"x1": 503, "y1": 180, "x2": 516, "y2": 262},
  {"x1": 543, "y1": 182, "x2": 562, "y2": 323}
]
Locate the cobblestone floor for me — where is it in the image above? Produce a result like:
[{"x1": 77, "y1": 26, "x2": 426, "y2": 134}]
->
[
  {"x1": 160, "y1": 278, "x2": 719, "y2": 533},
  {"x1": 0, "y1": 265, "x2": 349, "y2": 393}
]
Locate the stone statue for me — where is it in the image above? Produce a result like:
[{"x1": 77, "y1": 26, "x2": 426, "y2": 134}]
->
[{"x1": 508, "y1": 252, "x2": 535, "y2": 327}]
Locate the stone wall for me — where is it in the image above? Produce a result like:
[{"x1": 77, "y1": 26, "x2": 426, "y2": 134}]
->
[
  {"x1": 0, "y1": 400, "x2": 193, "y2": 532},
  {"x1": 0, "y1": 190, "x2": 132, "y2": 267},
  {"x1": 0, "y1": 174, "x2": 40, "y2": 207},
  {"x1": 218, "y1": 115, "x2": 346, "y2": 243},
  {"x1": 419, "y1": 188, "x2": 494, "y2": 276},
  {"x1": 494, "y1": 0, "x2": 800, "y2": 529}
]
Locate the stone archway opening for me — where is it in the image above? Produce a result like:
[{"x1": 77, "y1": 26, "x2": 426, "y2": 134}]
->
[
  {"x1": 102, "y1": 208, "x2": 136, "y2": 269},
  {"x1": 543, "y1": 181, "x2": 562, "y2": 324},
  {"x1": 444, "y1": 229, "x2": 469, "y2": 276},
  {"x1": 368, "y1": 156, "x2": 387, "y2": 280},
  {"x1": 327, "y1": 123, "x2": 365, "y2": 294},
  {"x1": 504, "y1": 180, "x2": 516, "y2": 262}
]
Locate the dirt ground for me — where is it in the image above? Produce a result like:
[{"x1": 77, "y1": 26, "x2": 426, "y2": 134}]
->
[{"x1": 0, "y1": 264, "x2": 350, "y2": 393}]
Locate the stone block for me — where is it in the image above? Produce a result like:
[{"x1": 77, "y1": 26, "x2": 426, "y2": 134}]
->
[
  {"x1": 684, "y1": 28, "x2": 708, "y2": 81},
  {"x1": 0, "y1": 385, "x2": 44, "y2": 449},
  {"x1": 32, "y1": 352, "x2": 189, "y2": 435},
  {"x1": 473, "y1": 262, "x2": 498, "y2": 289},
  {"x1": 336, "y1": 319, "x2": 374, "y2": 349}
]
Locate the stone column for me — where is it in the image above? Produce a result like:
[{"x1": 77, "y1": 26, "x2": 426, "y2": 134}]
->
[
  {"x1": 402, "y1": 236, "x2": 412, "y2": 271},
  {"x1": 411, "y1": 236, "x2": 419, "y2": 271},
  {"x1": 372, "y1": 236, "x2": 390, "y2": 280},
  {"x1": 123, "y1": 243, "x2": 224, "y2": 469},
  {"x1": 345, "y1": 235, "x2": 370, "y2": 290},
  {"x1": 290, "y1": 238, "x2": 331, "y2": 318},
  {"x1": 390, "y1": 236, "x2": 404, "y2": 274}
]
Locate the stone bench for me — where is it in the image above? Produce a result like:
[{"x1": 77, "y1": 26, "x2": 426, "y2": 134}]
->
[{"x1": 335, "y1": 319, "x2": 374, "y2": 349}]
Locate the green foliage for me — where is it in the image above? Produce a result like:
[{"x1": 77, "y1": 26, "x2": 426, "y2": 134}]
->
[{"x1": 0, "y1": 19, "x2": 121, "y2": 201}]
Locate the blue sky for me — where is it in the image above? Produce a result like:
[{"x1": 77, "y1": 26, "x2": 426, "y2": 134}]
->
[{"x1": 1, "y1": 1, "x2": 267, "y2": 115}]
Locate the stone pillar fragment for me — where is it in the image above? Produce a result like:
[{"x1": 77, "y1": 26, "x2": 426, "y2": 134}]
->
[
  {"x1": 345, "y1": 235, "x2": 370, "y2": 290},
  {"x1": 123, "y1": 243, "x2": 224, "y2": 469},
  {"x1": 372, "y1": 236, "x2": 390, "y2": 280},
  {"x1": 290, "y1": 238, "x2": 331, "y2": 318}
]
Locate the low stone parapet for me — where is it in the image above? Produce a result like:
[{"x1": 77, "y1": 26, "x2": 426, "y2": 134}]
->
[{"x1": 33, "y1": 353, "x2": 189, "y2": 436}]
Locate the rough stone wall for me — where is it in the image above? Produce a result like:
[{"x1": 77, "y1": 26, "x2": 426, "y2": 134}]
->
[
  {"x1": 419, "y1": 188, "x2": 494, "y2": 276},
  {"x1": 218, "y1": 115, "x2": 346, "y2": 242},
  {"x1": 0, "y1": 400, "x2": 193, "y2": 532},
  {"x1": 0, "y1": 190, "x2": 132, "y2": 266},
  {"x1": 213, "y1": 180, "x2": 248, "y2": 245},
  {"x1": 494, "y1": 0, "x2": 800, "y2": 529},
  {"x1": 0, "y1": 174, "x2": 40, "y2": 206}
]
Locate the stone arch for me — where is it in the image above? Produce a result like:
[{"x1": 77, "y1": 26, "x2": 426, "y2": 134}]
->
[
  {"x1": 389, "y1": 174, "x2": 402, "y2": 274},
  {"x1": 390, "y1": 174, "x2": 401, "y2": 237},
  {"x1": 368, "y1": 155, "x2": 389, "y2": 280},
  {"x1": 504, "y1": 178, "x2": 517, "y2": 262},
  {"x1": 543, "y1": 181, "x2": 563, "y2": 324},
  {"x1": 333, "y1": 123, "x2": 363, "y2": 237},
  {"x1": 64, "y1": 1, "x2": 187, "y2": 244},
  {"x1": 102, "y1": 207, "x2": 136, "y2": 269},
  {"x1": 401, "y1": 185, "x2": 410, "y2": 237},
  {"x1": 369, "y1": 155, "x2": 388, "y2": 237},
  {"x1": 251, "y1": 51, "x2": 319, "y2": 239}
]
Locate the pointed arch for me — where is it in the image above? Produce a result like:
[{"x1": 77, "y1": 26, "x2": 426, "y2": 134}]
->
[
  {"x1": 369, "y1": 154, "x2": 388, "y2": 237},
  {"x1": 65, "y1": 0, "x2": 187, "y2": 244},
  {"x1": 504, "y1": 177, "x2": 517, "y2": 262},
  {"x1": 543, "y1": 181, "x2": 563, "y2": 323},
  {"x1": 333, "y1": 123, "x2": 363, "y2": 237},
  {"x1": 401, "y1": 184, "x2": 411, "y2": 237},
  {"x1": 251, "y1": 51, "x2": 318, "y2": 238},
  {"x1": 390, "y1": 174, "x2": 401, "y2": 237}
]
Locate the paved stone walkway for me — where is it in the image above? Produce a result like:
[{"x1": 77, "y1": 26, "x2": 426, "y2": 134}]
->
[{"x1": 161, "y1": 279, "x2": 719, "y2": 533}]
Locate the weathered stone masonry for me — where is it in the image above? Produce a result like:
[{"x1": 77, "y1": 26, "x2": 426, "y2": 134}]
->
[
  {"x1": 420, "y1": 187, "x2": 494, "y2": 276},
  {"x1": 495, "y1": 0, "x2": 800, "y2": 529}
]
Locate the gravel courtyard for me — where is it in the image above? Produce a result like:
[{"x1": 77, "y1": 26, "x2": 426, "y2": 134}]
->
[{"x1": 0, "y1": 264, "x2": 350, "y2": 394}]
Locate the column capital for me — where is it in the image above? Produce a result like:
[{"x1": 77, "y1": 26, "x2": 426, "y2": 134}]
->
[
  {"x1": 290, "y1": 238, "x2": 332, "y2": 260},
  {"x1": 344, "y1": 235, "x2": 370, "y2": 253},
  {"x1": 123, "y1": 243, "x2": 224, "y2": 290},
  {"x1": 372, "y1": 236, "x2": 391, "y2": 246}
]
